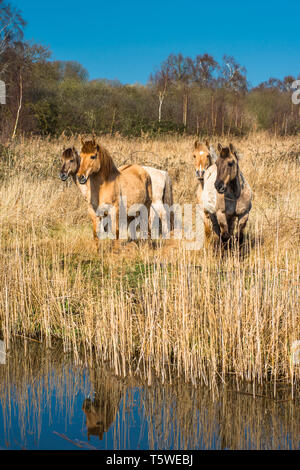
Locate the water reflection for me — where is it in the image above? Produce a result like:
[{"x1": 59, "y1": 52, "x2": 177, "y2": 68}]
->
[
  {"x1": 82, "y1": 371, "x2": 124, "y2": 441},
  {"x1": 0, "y1": 342, "x2": 299, "y2": 450}
]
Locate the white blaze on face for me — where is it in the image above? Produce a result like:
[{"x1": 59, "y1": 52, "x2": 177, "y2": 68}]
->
[{"x1": 196, "y1": 151, "x2": 205, "y2": 173}]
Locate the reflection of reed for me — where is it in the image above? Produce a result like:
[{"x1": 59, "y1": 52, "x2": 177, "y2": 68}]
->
[
  {"x1": 0, "y1": 342, "x2": 299, "y2": 450},
  {"x1": 138, "y1": 383, "x2": 300, "y2": 450},
  {"x1": 0, "y1": 341, "x2": 89, "y2": 448}
]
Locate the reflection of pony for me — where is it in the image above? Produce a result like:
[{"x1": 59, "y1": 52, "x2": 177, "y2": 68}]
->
[
  {"x1": 82, "y1": 394, "x2": 121, "y2": 441},
  {"x1": 82, "y1": 372, "x2": 124, "y2": 441},
  {"x1": 77, "y1": 139, "x2": 152, "y2": 240}
]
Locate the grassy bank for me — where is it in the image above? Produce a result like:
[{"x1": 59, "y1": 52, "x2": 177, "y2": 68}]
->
[{"x1": 0, "y1": 133, "x2": 299, "y2": 392}]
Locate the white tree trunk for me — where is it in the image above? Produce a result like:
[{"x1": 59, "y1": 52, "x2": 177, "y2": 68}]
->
[
  {"x1": 158, "y1": 92, "x2": 164, "y2": 122},
  {"x1": 11, "y1": 72, "x2": 22, "y2": 140}
]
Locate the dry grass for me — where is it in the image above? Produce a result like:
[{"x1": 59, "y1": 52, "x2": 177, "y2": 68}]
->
[{"x1": 0, "y1": 133, "x2": 299, "y2": 393}]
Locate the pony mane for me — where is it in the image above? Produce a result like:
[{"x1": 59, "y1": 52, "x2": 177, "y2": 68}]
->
[
  {"x1": 81, "y1": 141, "x2": 97, "y2": 154},
  {"x1": 82, "y1": 140, "x2": 120, "y2": 180},
  {"x1": 194, "y1": 140, "x2": 209, "y2": 152},
  {"x1": 62, "y1": 147, "x2": 75, "y2": 158}
]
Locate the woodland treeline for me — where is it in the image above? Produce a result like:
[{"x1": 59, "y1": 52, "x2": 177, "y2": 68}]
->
[{"x1": 1, "y1": 0, "x2": 299, "y2": 139}]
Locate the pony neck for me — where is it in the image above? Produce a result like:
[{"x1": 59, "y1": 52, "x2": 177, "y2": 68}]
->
[
  {"x1": 228, "y1": 166, "x2": 242, "y2": 198},
  {"x1": 71, "y1": 152, "x2": 81, "y2": 183},
  {"x1": 99, "y1": 148, "x2": 120, "y2": 182},
  {"x1": 91, "y1": 147, "x2": 120, "y2": 184},
  {"x1": 76, "y1": 151, "x2": 81, "y2": 172}
]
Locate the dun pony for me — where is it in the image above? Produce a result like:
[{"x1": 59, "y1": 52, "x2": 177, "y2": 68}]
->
[
  {"x1": 192, "y1": 140, "x2": 218, "y2": 237},
  {"x1": 59, "y1": 147, "x2": 99, "y2": 240},
  {"x1": 77, "y1": 139, "x2": 152, "y2": 240},
  {"x1": 60, "y1": 146, "x2": 173, "y2": 240},
  {"x1": 214, "y1": 143, "x2": 252, "y2": 244}
]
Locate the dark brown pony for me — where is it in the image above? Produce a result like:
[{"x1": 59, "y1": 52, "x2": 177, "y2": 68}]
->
[{"x1": 214, "y1": 143, "x2": 252, "y2": 243}]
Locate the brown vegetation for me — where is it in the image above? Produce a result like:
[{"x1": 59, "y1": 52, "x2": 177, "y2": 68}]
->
[{"x1": 0, "y1": 133, "x2": 299, "y2": 393}]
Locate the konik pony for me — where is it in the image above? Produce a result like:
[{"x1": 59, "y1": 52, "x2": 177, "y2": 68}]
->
[
  {"x1": 60, "y1": 147, "x2": 99, "y2": 240},
  {"x1": 193, "y1": 140, "x2": 218, "y2": 236},
  {"x1": 214, "y1": 143, "x2": 252, "y2": 244},
  {"x1": 76, "y1": 139, "x2": 152, "y2": 240},
  {"x1": 60, "y1": 146, "x2": 173, "y2": 241}
]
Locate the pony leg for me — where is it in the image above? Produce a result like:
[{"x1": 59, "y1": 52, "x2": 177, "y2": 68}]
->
[
  {"x1": 204, "y1": 210, "x2": 212, "y2": 238},
  {"x1": 237, "y1": 212, "x2": 249, "y2": 244},
  {"x1": 151, "y1": 201, "x2": 170, "y2": 238},
  {"x1": 227, "y1": 216, "x2": 235, "y2": 237},
  {"x1": 209, "y1": 213, "x2": 220, "y2": 237},
  {"x1": 148, "y1": 204, "x2": 154, "y2": 241},
  {"x1": 196, "y1": 184, "x2": 203, "y2": 205},
  {"x1": 216, "y1": 210, "x2": 230, "y2": 243},
  {"x1": 88, "y1": 207, "x2": 98, "y2": 242}
]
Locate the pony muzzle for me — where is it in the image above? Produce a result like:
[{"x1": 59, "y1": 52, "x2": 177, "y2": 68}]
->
[
  {"x1": 77, "y1": 174, "x2": 87, "y2": 184},
  {"x1": 196, "y1": 169, "x2": 205, "y2": 181},
  {"x1": 59, "y1": 172, "x2": 68, "y2": 181},
  {"x1": 215, "y1": 180, "x2": 226, "y2": 194}
]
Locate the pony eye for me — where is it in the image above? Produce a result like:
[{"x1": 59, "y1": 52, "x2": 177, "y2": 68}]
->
[
  {"x1": 228, "y1": 161, "x2": 234, "y2": 167},
  {"x1": 90, "y1": 155, "x2": 96, "y2": 160},
  {"x1": 70, "y1": 159, "x2": 74, "y2": 163}
]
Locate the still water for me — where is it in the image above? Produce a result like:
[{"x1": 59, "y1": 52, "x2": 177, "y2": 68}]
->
[{"x1": 0, "y1": 342, "x2": 299, "y2": 450}]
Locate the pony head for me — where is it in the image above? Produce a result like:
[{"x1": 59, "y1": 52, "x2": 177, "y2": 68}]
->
[
  {"x1": 77, "y1": 138, "x2": 119, "y2": 185},
  {"x1": 77, "y1": 138, "x2": 101, "y2": 184},
  {"x1": 214, "y1": 143, "x2": 241, "y2": 194},
  {"x1": 193, "y1": 140, "x2": 217, "y2": 181},
  {"x1": 59, "y1": 147, "x2": 80, "y2": 181}
]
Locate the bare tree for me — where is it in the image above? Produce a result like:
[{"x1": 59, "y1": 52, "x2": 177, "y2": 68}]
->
[
  {"x1": 161, "y1": 53, "x2": 193, "y2": 128},
  {"x1": 150, "y1": 65, "x2": 171, "y2": 122},
  {"x1": 192, "y1": 53, "x2": 218, "y2": 87},
  {"x1": 0, "y1": 0, "x2": 25, "y2": 75},
  {"x1": 221, "y1": 55, "x2": 247, "y2": 92}
]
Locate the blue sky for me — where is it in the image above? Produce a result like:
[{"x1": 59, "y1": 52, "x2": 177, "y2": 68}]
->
[{"x1": 16, "y1": 0, "x2": 300, "y2": 86}]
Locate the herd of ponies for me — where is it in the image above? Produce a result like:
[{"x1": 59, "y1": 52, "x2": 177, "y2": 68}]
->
[{"x1": 59, "y1": 137, "x2": 252, "y2": 247}]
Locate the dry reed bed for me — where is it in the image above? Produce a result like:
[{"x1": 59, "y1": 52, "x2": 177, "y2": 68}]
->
[{"x1": 0, "y1": 133, "x2": 299, "y2": 391}]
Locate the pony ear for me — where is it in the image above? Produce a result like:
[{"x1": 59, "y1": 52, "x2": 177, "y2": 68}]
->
[
  {"x1": 80, "y1": 135, "x2": 85, "y2": 145},
  {"x1": 96, "y1": 144, "x2": 100, "y2": 152},
  {"x1": 205, "y1": 139, "x2": 210, "y2": 148},
  {"x1": 217, "y1": 143, "x2": 223, "y2": 152},
  {"x1": 209, "y1": 145, "x2": 218, "y2": 163},
  {"x1": 229, "y1": 143, "x2": 237, "y2": 154},
  {"x1": 194, "y1": 140, "x2": 200, "y2": 150},
  {"x1": 229, "y1": 142, "x2": 243, "y2": 160}
]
